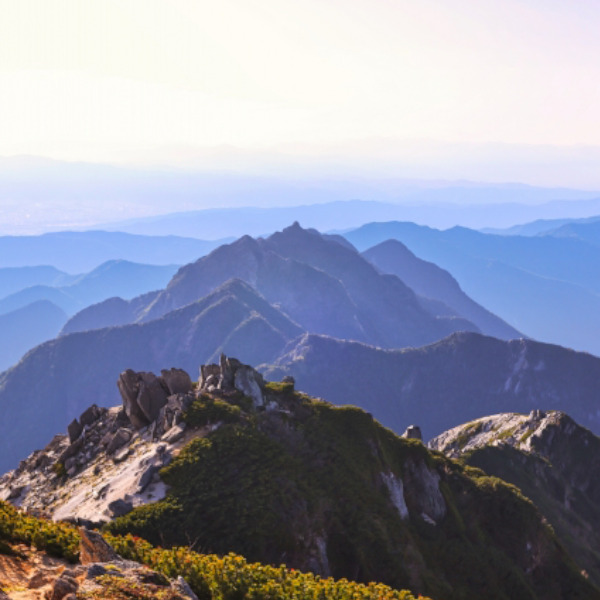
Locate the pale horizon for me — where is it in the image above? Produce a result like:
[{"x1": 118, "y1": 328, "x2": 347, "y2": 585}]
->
[{"x1": 0, "y1": 1, "x2": 599, "y2": 186}]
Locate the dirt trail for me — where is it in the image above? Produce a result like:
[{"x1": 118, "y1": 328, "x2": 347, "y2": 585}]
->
[{"x1": 0, "y1": 548, "x2": 68, "y2": 600}]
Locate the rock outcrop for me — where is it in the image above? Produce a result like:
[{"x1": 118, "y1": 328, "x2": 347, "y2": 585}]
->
[
  {"x1": 79, "y1": 527, "x2": 120, "y2": 564},
  {"x1": 0, "y1": 356, "x2": 273, "y2": 524},
  {"x1": 199, "y1": 354, "x2": 266, "y2": 407}
]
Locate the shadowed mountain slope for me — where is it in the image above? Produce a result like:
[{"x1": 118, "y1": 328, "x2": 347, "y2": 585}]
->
[
  {"x1": 263, "y1": 331, "x2": 600, "y2": 441},
  {"x1": 72, "y1": 223, "x2": 479, "y2": 348},
  {"x1": 344, "y1": 221, "x2": 600, "y2": 355},
  {"x1": 362, "y1": 239, "x2": 521, "y2": 340},
  {"x1": 0, "y1": 265, "x2": 75, "y2": 298},
  {"x1": 430, "y1": 411, "x2": 600, "y2": 587}
]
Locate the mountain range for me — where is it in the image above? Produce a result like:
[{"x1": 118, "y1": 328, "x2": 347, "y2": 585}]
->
[
  {"x1": 344, "y1": 221, "x2": 600, "y2": 356},
  {"x1": 0, "y1": 231, "x2": 227, "y2": 272},
  {"x1": 2, "y1": 223, "x2": 600, "y2": 475}
]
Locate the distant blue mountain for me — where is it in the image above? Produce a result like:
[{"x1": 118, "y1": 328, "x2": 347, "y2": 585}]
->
[
  {"x1": 0, "y1": 260, "x2": 179, "y2": 317},
  {"x1": 0, "y1": 300, "x2": 67, "y2": 372},
  {"x1": 481, "y1": 215, "x2": 600, "y2": 236},
  {"x1": 345, "y1": 221, "x2": 600, "y2": 356},
  {"x1": 0, "y1": 231, "x2": 229, "y2": 272},
  {"x1": 100, "y1": 195, "x2": 600, "y2": 239},
  {"x1": 0, "y1": 265, "x2": 76, "y2": 298}
]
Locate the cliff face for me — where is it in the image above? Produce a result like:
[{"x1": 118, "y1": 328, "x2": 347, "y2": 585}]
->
[
  {"x1": 430, "y1": 410, "x2": 600, "y2": 587},
  {"x1": 1, "y1": 359, "x2": 597, "y2": 600}
]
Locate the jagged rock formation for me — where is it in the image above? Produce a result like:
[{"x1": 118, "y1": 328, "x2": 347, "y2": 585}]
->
[
  {"x1": 199, "y1": 354, "x2": 266, "y2": 407},
  {"x1": 430, "y1": 410, "x2": 600, "y2": 587},
  {"x1": 0, "y1": 279, "x2": 303, "y2": 472},
  {"x1": 0, "y1": 356, "x2": 269, "y2": 524}
]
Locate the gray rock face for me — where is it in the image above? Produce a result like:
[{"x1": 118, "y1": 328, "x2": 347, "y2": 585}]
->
[
  {"x1": 108, "y1": 498, "x2": 134, "y2": 517},
  {"x1": 136, "y1": 372, "x2": 169, "y2": 424},
  {"x1": 198, "y1": 354, "x2": 265, "y2": 407},
  {"x1": 403, "y1": 458, "x2": 446, "y2": 524},
  {"x1": 118, "y1": 369, "x2": 170, "y2": 429},
  {"x1": 67, "y1": 419, "x2": 83, "y2": 443},
  {"x1": 80, "y1": 404, "x2": 103, "y2": 427},
  {"x1": 402, "y1": 425, "x2": 422, "y2": 440},
  {"x1": 161, "y1": 368, "x2": 193, "y2": 395},
  {"x1": 106, "y1": 428, "x2": 132, "y2": 455},
  {"x1": 234, "y1": 366, "x2": 265, "y2": 407}
]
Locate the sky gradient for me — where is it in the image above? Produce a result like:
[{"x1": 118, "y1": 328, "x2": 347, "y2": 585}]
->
[{"x1": 0, "y1": 1, "x2": 599, "y2": 186}]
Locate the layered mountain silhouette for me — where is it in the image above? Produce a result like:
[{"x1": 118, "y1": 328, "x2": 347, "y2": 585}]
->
[
  {"x1": 0, "y1": 224, "x2": 522, "y2": 471},
  {"x1": 0, "y1": 265, "x2": 75, "y2": 298},
  {"x1": 362, "y1": 239, "x2": 520, "y2": 340},
  {"x1": 264, "y1": 331, "x2": 600, "y2": 440},
  {"x1": 65, "y1": 223, "x2": 481, "y2": 348},
  {"x1": 345, "y1": 221, "x2": 600, "y2": 356},
  {"x1": 0, "y1": 261, "x2": 179, "y2": 317},
  {"x1": 0, "y1": 300, "x2": 68, "y2": 372},
  {"x1": 0, "y1": 231, "x2": 228, "y2": 272}
]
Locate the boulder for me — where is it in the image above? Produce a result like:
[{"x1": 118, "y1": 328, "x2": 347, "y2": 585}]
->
[
  {"x1": 199, "y1": 364, "x2": 220, "y2": 389},
  {"x1": 118, "y1": 370, "x2": 169, "y2": 429},
  {"x1": 108, "y1": 498, "x2": 134, "y2": 518},
  {"x1": 234, "y1": 366, "x2": 265, "y2": 407},
  {"x1": 80, "y1": 404, "x2": 104, "y2": 427},
  {"x1": 136, "y1": 373, "x2": 169, "y2": 424},
  {"x1": 79, "y1": 527, "x2": 120, "y2": 564},
  {"x1": 402, "y1": 425, "x2": 422, "y2": 441},
  {"x1": 161, "y1": 368, "x2": 193, "y2": 395},
  {"x1": 162, "y1": 423, "x2": 186, "y2": 445},
  {"x1": 67, "y1": 419, "x2": 83, "y2": 443},
  {"x1": 106, "y1": 428, "x2": 131, "y2": 455},
  {"x1": 118, "y1": 369, "x2": 150, "y2": 429},
  {"x1": 44, "y1": 574, "x2": 78, "y2": 600},
  {"x1": 171, "y1": 576, "x2": 200, "y2": 600}
]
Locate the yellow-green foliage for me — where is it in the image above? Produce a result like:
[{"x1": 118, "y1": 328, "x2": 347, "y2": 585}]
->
[
  {"x1": 0, "y1": 501, "x2": 79, "y2": 562},
  {"x1": 104, "y1": 533, "x2": 428, "y2": 600},
  {"x1": 264, "y1": 381, "x2": 294, "y2": 394},
  {"x1": 0, "y1": 501, "x2": 429, "y2": 599}
]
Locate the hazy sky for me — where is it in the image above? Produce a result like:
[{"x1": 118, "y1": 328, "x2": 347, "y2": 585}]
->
[{"x1": 1, "y1": 1, "x2": 599, "y2": 185}]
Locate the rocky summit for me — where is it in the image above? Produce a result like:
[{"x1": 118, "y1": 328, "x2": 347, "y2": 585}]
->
[
  {"x1": 0, "y1": 357, "x2": 598, "y2": 600},
  {"x1": 0, "y1": 354, "x2": 267, "y2": 526}
]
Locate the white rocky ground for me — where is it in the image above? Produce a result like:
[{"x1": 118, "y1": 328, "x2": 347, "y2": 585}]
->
[
  {"x1": 0, "y1": 407, "x2": 214, "y2": 524},
  {"x1": 428, "y1": 409, "x2": 566, "y2": 457}
]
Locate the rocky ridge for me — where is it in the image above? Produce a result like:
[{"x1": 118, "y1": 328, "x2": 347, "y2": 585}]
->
[{"x1": 0, "y1": 355, "x2": 267, "y2": 525}]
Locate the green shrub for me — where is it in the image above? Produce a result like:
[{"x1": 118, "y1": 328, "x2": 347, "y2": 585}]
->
[
  {"x1": 0, "y1": 501, "x2": 79, "y2": 562},
  {"x1": 183, "y1": 395, "x2": 242, "y2": 428}
]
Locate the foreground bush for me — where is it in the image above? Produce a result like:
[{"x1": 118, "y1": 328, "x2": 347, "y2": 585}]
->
[
  {"x1": 0, "y1": 501, "x2": 428, "y2": 600},
  {"x1": 0, "y1": 501, "x2": 79, "y2": 561},
  {"x1": 105, "y1": 532, "x2": 429, "y2": 600}
]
